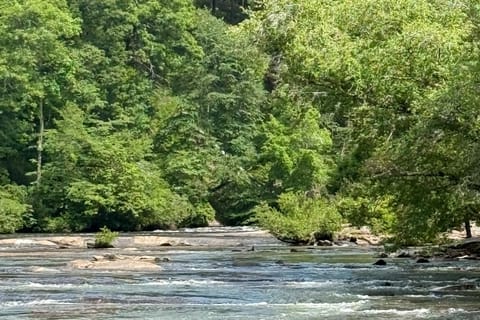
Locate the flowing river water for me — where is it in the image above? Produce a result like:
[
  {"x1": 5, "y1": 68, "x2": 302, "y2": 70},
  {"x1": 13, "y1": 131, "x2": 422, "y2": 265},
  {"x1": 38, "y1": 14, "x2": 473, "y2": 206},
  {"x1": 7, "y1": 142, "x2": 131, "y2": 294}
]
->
[{"x1": 0, "y1": 227, "x2": 479, "y2": 319}]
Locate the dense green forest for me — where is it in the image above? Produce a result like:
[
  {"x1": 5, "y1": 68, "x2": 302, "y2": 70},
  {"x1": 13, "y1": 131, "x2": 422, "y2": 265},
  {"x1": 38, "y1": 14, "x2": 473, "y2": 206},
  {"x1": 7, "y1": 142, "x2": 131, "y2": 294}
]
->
[{"x1": 1, "y1": 0, "x2": 479, "y2": 245}]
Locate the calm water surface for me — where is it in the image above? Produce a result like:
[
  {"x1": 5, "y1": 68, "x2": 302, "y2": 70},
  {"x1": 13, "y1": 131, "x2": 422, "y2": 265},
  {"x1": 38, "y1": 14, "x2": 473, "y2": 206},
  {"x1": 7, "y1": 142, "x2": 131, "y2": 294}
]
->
[{"x1": 0, "y1": 228, "x2": 479, "y2": 319}]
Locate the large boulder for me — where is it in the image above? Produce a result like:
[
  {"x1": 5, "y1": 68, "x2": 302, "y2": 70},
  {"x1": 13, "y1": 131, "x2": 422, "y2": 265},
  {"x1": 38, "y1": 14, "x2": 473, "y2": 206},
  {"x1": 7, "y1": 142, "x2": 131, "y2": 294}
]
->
[
  {"x1": 132, "y1": 236, "x2": 191, "y2": 247},
  {"x1": 336, "y1": 226, "x2": 383, "y2": 246},
  {"x1": 0, "y1": 238, "x2": 58, "y2": 248},
  {"x1": 442, "y1": 238, "x2": 480, "y2": 259},
  {"x1": 452, "y1": 238, "x2": 480, "y2": 254},
  {"x1": 68, "y1": 254, "x2": 162, "y2": 271},
  {"x1": 0, "y1": 237, "x2": 87, "y2": 249},
  {"x1": 47, "y1": 237, "x2": 86, "y2": 249}
]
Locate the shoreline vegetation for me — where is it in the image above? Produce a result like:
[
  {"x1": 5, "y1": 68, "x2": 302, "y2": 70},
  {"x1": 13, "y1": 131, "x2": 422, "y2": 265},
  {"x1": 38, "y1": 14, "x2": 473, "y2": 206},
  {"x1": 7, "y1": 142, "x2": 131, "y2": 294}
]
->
[{"x1": 2, "y1": 1, "x2": 480, "y2": 247}]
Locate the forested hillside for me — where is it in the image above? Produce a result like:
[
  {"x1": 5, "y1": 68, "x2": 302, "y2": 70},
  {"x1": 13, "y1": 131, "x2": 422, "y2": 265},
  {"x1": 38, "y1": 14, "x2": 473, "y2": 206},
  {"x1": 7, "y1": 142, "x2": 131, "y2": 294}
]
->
[{"x1": 1, "y1": 0, "x2": 479, "y2": 245}]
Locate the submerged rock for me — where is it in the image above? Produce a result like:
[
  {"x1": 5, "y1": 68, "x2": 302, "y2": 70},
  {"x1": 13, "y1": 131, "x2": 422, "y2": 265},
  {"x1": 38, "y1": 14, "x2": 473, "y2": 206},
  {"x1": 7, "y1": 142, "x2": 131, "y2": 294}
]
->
[
  {"x1": 232, "y1": 260, "x2": 261, "y2": 267},
  {"x1": 26, "y1": 266, "x2": 60, "y2": 273},
  {"x1": 416, "y1": 258, "x2": 430, "y2": 263}
]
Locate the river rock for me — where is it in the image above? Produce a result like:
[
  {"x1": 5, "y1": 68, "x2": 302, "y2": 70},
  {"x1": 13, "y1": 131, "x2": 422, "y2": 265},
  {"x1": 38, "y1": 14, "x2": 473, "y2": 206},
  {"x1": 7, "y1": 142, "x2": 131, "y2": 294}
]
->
[
  {"x1": 373, "y1": 259, "x2": 387, "y2": 266},
  {"x1": 48, "y1": 237, "x2": 86, "y2": 249},
  {"x1": 26, "y1": 266, "x2": 60, "y2": 273},
  {"x1": 132, "y1": 236, "x2": 191, "y2": 247},
  {"x1": 208, "y1": 219, "x2": 223, "y2": 227},
  {"x1": 439, "y1": 238, "x2": 480, "y2": 259},
  {"x1": 311, "y1": 231, "x2": 334, "y2": 243},
  {"x1": 316, "y1": 240, "x2": 333, "y2": 246},
  {"x1": 0, "y1": 238, "x2": 58, "y2": 248},
  {"x1": 68, "y1": 254, "x2": 162, "y2": 271},
  {"x1": 451, "y1": 238, "x2": 480, "y2": 254},
  {"x1": 416, "y1": 258, "x2": 430, "y2": 263},
  {"x1": 336, "y1": 226, "x2": 383, "y2": 246},
  {"x1": 397, "y1": 251, "x2": 412, "y2": 258},
  {"x1": 0, "y1": 237, "x2": 87, "y2": 249}
]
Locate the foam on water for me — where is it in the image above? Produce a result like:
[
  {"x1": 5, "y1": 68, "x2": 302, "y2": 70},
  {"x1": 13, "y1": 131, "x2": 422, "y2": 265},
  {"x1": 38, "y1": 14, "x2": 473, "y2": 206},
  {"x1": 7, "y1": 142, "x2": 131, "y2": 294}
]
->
[
  {"x1": 1, "y1": 299, "x2": 73, "y2": 308},
  {"x1": 283, "y1": 280, "x2": 343, "y2": 288},
  {"x1": 360, "y1": 308, "x2": 431, "y2": 316},
  {"x1": 22, "y1": 282, "x2": 91, "y2": 289},
  {"x1": 140, "y1": 279, "x2": 227, "y2": 286}
]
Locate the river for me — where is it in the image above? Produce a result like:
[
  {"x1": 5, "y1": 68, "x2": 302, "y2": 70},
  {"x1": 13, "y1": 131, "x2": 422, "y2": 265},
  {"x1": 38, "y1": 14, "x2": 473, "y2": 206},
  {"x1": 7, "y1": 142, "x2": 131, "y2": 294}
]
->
[{"x1": 0, "y1": 227, "x2": 479, "y2": 319}]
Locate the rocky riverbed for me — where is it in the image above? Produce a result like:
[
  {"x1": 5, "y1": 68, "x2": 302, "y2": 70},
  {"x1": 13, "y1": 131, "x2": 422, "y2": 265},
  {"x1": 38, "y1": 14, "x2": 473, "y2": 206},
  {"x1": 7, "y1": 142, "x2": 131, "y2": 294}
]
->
[
  {"x1": 1, "y1": 227, "x2": 480, "y2": 320},
  {"x1": 1, "y1": 225, "x2": 479, "y2": 266},
  {"x1": 0, "y1": 226, "x2": 279, "y2": 250}
]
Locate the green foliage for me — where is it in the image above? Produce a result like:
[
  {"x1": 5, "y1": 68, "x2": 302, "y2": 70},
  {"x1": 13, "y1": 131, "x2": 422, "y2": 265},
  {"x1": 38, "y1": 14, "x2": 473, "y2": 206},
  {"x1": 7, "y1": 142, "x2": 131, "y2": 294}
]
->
[
  {"x1": 1, "y1": 0, "x2": 480, "y2": 244},
  {"x1": 248, "y1": 0, "x2": 480, "y2": 243},
  {"x1": 0, "y1": 184, "x2": 30, "y2": 233},
  {"x1": 194, "y1": 0, "x2": 250, "y2": 24},
  {"x1": 41, "y1": 216, "x2": 73, "y2": 233},
  {"x1": 156, "y1": 11, "x2": 269, "y2": 224},
  {"x1": 259, "y1": 107, "x2": 332, "y2": 193},
  {"x1": 180, "y1": 202, "x2": 216, "y2": 228},
  {"x1": 337, "y1": 187, "x2": 396, "y2": 235},
  {"x1": 0, "y1": 0, "x2": 81, "y2": 185},
  {"x1": 94, "y1": 226, "x2": 119, "y2": 248},
  {"x1": 255, "y1": 192, "x2": 342, "y2": 244},
  {"x1": 36, "y1": 105, "x2": 195, "y2": 231}
]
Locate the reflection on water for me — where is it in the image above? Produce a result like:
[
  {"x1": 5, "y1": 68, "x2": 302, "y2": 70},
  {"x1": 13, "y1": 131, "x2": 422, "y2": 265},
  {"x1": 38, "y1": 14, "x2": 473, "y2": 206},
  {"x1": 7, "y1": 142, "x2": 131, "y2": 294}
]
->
[{"x1": 0, "y1": 228, "x2": 479, "y2": 320}]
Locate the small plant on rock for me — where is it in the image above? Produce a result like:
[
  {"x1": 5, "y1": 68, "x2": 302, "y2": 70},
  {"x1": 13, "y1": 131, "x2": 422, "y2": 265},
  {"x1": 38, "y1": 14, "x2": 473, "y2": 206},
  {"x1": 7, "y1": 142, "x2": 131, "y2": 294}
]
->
[{"x1": 94, "y1": 226, "x2": 119, "y2": 248}]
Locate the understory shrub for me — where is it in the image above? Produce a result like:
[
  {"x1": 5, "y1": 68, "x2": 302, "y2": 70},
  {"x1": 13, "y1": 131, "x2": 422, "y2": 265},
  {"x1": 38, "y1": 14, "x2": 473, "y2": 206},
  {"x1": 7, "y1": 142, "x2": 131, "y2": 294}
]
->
[
  {"x1": 255, "y1": 192, "x2": 342, "y2": 244},
  {"x1": 0, "y1": 185, "x2": 30, "y2": 233},
  {"x1": 94, "y1": 226, "x2": 119, "y2": 248}
]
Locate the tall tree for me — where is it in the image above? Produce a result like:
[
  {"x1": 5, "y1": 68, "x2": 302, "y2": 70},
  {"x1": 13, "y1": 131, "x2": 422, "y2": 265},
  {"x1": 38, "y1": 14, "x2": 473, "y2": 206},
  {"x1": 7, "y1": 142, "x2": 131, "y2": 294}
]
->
[
  {"x1": 246, "y1": 0, "x2": 476, "y2": 242},
  {"x1": 0, "y1": 0, "x2": 81, "y2": 185}
]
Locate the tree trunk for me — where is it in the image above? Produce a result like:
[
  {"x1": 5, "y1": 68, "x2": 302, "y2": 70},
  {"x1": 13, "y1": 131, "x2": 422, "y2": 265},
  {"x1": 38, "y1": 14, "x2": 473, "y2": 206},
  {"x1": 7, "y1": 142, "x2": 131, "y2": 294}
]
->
[
  {"x1": 465, "y1": 218, "x2": 472, "y2": 238},
  {"x1": 211, "y1": 0, "x2": 216, "y2": 13},
  {"x1": 36, "y1": 99, "x2": 44, "y2": 185}
]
